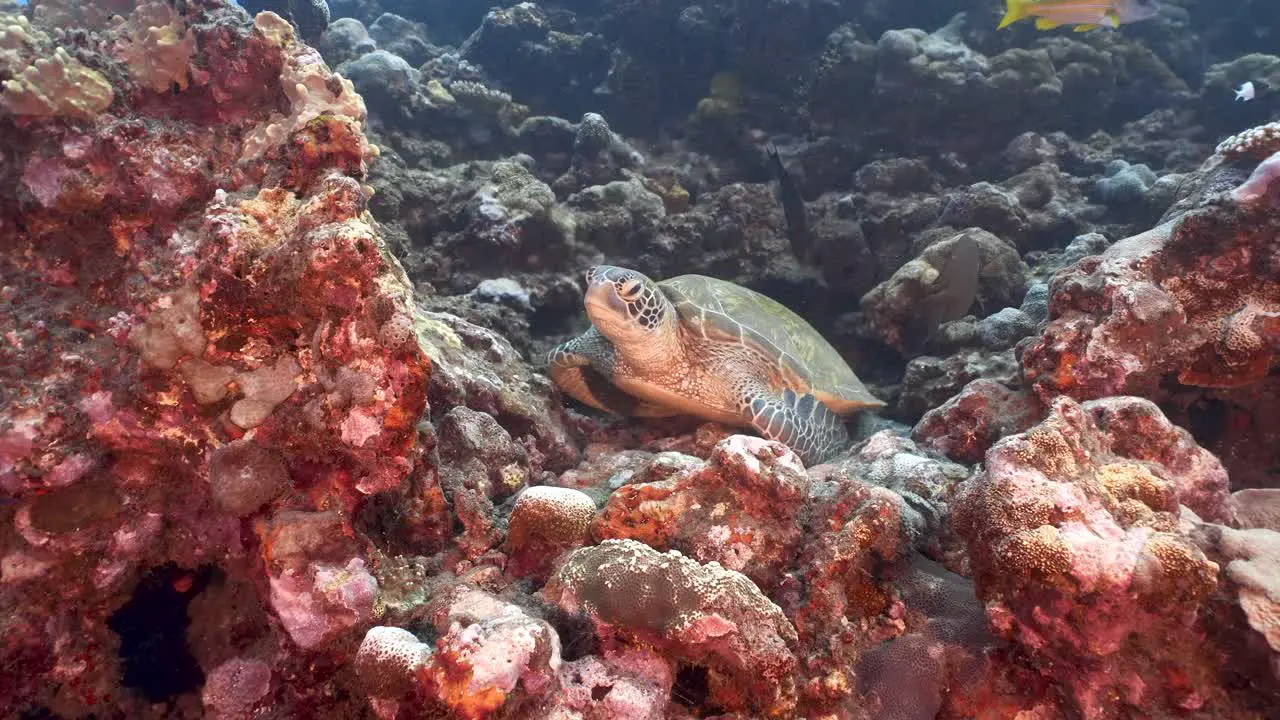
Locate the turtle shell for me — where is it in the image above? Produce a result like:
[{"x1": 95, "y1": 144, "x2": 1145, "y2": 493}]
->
[{"x1": 659, "y1": 274, "x2": 885, "y2": 414}]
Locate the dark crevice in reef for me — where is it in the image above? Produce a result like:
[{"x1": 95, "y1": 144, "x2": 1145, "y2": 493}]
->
[
  {"x1": 1181, "y1": 395, "x2": 1230, "y2": 449},
  {"x1": 108, "y1": 563, "x2": 215, "y2": 703},
  {"x1": 672, "y1": 664, "x2": 719, "y2": 715},
  {"x1": 18, "y1": 709, "x2": 72, "y2": 720},
  {"x1": 542, "y1": 606, "x2": 599, "y2": 662}
]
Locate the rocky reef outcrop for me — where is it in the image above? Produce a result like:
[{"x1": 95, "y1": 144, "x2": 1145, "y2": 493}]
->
[{"x1": 3, "y1": 0, "x2": 1280, "y2": 718}]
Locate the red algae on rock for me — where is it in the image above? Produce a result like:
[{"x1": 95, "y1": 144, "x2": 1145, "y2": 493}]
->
[
  {"x1": 590, "y1": 434, "x2": 809, "y2": 591},
  {"x1": 0, "y1": 3, "x2": 439, "y2": 716},
  {"x1": 913, "y1": 378, "x2": 1043, "y2": 464},
  {"x1": 951, "y1": 396, "x2": 1262, "y2": 718},
  {"x1": 5, "y1": 0, "x2": 1280, "y2": 716},
  {"x1": 543, "y1": 537, "x2": 800, "y2": 717},
  {"x1": 1022, "y1": 143, "x2": 1280, "y2": 402}
]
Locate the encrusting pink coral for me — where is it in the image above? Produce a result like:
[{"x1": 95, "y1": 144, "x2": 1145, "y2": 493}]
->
[
  {"x1": 913, "y1": 378, "x2": 1042, "y2": 464},
  {"x1": 1231, "y1": 151, "x2": 1280, "y2": 207},
  {"x1": 589, "y1": 434, "x2": 809, "y2": 591},
  {"x1": 201, "y1": 657, "x2": 274, "y2": 719},
  {"x1": 953, "y1": 396, "x2": 1236, "y2": 717},
  {"x1": 423, "y1": 585, "x2": 563, "y2": 718},
  {"x1": 1023, "y1": 132, "x2": 1280, "y2": 399},
  {"x1": 543, "y1": 538, "x2": 800, "y2": 717},
  {"x1": 0, "y1": 4, "x2": 446, "y2": 716}
]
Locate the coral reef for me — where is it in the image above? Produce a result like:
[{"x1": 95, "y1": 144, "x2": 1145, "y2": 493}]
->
[
  {"x1": 913, "y1": 378, "x2": 1042, "y2": 463},
  {"x1": 860, "y1": 228, "x2": 1029, "y2": 355},
  {"x1": 459, "y1": 3, "x2": 610, "y2": 121},
  {"x1": 952, "y1": 397, "x2": 1249, "y2": 717},
  {"x1": 544, "y1": 538, "x2": 800, "y2": 717},
  {"x1": 0, "y1": 5, "x2": 427, "y2": 716},
  {"x1": 504, "y1": 485, "x2": 596, "y2": 579},
  {"x1": 588, "y1": 435, "x2": 809, "y2": 591},
  {"x1": 1022, "y1": 132, "x2": 1280, "y2": 488},
  {"x1": 1023, "y1": 139, "x2": 1280, "y2": 401},
  {"x1": 4, "y1": 0, "x2": 1280, "y2": 716},
  {"x1": 241, "y1": 0, "x2": 331, "y2": 41},
  {"x1": 1, "y1": 11, "x2": 114, "y2": 119},
  {"x1": 807, "y1": 21, "x2": 1190, "y2": 162},
  {"x1": 356, "y1": 585, "x2": 561, "y2": 717}
]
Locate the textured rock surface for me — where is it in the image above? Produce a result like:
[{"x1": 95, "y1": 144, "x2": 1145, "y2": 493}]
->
[
  {"x1": 954, "y1": 397, "x2": 1239, "y2": 717},
  {"x1": 860, "y1": 228, "x2": 1029, "y2": 355},
  {"x1": 913, "y1": 379, "x2": 1043, "y2": 464},
  {"x1": 6, "y1": 0, "x2": 1280, "y2": 716},
  {"x1": 1023, "y1": 142, "x2": 1280, "y2": 401},
  {"x1": 0, "y1": 5, "x2": 434, "y2": 717},
  {"x1": 590, "y1": 435, "x2": 809, "y2": 591},
  {"x1": 544, "y1": 538, "x2": 799, "y2": 716}
]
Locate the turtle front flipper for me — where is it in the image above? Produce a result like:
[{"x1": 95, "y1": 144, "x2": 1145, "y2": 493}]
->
[
  {"x1": 741, "y1": 385, "x2": 849, "y2": 466},
  {"x1": 548, "y1": 328, "x2": 663, "y2": 417}
]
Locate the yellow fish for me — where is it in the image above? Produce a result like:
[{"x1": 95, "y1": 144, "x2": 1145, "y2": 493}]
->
[{"x1": 997, "y1": 0, "x2": 1160, "y2": 32}]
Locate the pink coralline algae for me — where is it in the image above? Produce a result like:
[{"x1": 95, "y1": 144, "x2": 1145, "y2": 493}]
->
[
  {"x1": 421, "y1": 585, "x2": 562, "y2": 717},
  {"x1": 852, "y1": 554, "x2": 996, "y2": 720},
  {"x1": 357, "y1": 585, "x2": 562, "y2": 719},
  {"x1": 913, "y1": 378, "x2": 1042, "y2": 464},
  {"x1": 4, "y1": 1, "x2": 1280, "y2": 717},
  {"x1": 201, "y1": 657, "x2": 273, "y2": 719},
  {"x1": 775, "y1": 432, "x2": 985, "y2": 715},
  {"x1": 207, "y1": 439, "x2": 292, "y2": 517},
  {"x1": 268, "y1": 557, "x2": 380, "y2": 650},
  {"x1": 787, "y1": 469, "x2": 912, "y2": 706},
  {"x1": 1019, "y1": 136, "x2": 1280, "y2": 491},
  {"x1": 539, "y1": 649, "x2": 672, "y2": 720},
  {"x1": 1022, "y1": 143, "x2": 1280, "y2": 401},
  {"x1": 0, "y1": 4, "x2": 441, "y2": 716},
  {"x1": 544, "y1": 538, "x2": 800, "y2": 717},
  {"x1": 590, "y1": 434, "x2": 810, "y2": 590},
  {"x1": 1232, "y1": 151, "x2": 1280, "y2": 207},
  {"x1": 953, "y1": 396, "x2": 1245, "y2": 717}
]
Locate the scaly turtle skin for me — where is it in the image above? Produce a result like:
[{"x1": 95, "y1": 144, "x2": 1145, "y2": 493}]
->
[{"x1": 548, "y1": 265, "x2": 884, "y2": 465}]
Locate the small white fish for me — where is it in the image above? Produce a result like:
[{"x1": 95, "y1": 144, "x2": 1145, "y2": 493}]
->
[{"x1": 1235, "y1": 81, "x2": 1255, "y2": 102}]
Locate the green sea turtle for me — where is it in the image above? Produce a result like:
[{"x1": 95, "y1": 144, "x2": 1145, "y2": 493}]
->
[{"x1": 548, "y1": 265, "x2": 885, "y2": 465}]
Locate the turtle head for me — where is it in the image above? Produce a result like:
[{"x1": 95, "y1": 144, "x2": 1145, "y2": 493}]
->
[{"x1": 583, "y1": 265, "x2": 676, "y2": 347}]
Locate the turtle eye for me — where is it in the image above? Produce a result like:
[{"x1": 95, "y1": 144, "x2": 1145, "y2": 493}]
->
[{"x1": 618, "y1": 279, "x2": 642, "y2": 300}]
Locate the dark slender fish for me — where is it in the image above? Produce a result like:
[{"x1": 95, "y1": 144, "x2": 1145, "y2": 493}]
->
[
  {"x1": 766, "y1": 144, "x2": 811, "y2": 263},
  {"x1": 907, "y1": 234, "x2": 982, "y2": 351}
]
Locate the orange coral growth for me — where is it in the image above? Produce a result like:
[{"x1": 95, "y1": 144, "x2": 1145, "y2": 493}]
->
[
  {"x1": 1177, "y1": 299, "x2": 1279, "y2": 387},
  {"x1": 286, "y1": 115, "x2": 369, "y2": 189},
  {"x1": 420, "y1": 654, "x2": 508, "y2": 720}
]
